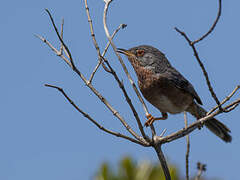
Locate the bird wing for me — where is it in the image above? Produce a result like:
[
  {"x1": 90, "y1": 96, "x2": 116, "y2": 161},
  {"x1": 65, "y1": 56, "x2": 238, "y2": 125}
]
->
[{"x1": 161, "y1": 67, "x2": 203, "y2": 105}]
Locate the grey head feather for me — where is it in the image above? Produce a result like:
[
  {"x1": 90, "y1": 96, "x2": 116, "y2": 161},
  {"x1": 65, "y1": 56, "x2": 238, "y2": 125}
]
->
[{"x1": 129, "y1": 45, "x2": 172, "y2": 73}]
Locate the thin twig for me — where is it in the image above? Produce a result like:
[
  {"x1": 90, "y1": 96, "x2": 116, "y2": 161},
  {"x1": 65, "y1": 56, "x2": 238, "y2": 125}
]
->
[
  {"x1": 175, "y1": 27, "x2": 222, "y2": 111},
  {"x1": 195, "y1": 162, "x2": 206, "y2": 180},
  {"x1": 160, "y1": 129, "x2": 167, "y2": 137},
  {"x1": 102, "y1": 0, "x2": 150, "y2": 118},
  {"x1": 174, "y1": 0, "x2": 223, "y2": 111},
  {"x1": 45, "y1": 9, "x2": 76, "y2": 69},
  {"x1": 207, "y1": 85, "x2": 240, "y2": 115},
  {"x1": 101, "y1": 56, "x2": 150, "y2": 142},
  {"x1": 89, "y1": 24, "x2": 127, "y2": 83},
  {"x1": 59, "y1": 18, "x2": 64, "y2": 55},
  {"x1": 84, "y1": 1, "x2": 100, "y2": 54},
  {"x1": 84, "y1": 0, "x2": 148, "y2": 141},
  {"x1": 101, "y1": 62, "x2": 111, "y2": 73},
  {"x1": 192, "y1": 0, "x2": 222, "y2": 44},
  {"x1": 153, "y1": 128, "x2": 167, "y2": 143},
  {"x1": 35, "y1": 34, "x2": 72, "y2": 68},
  {"x1": 184, "y1": 112, "x2": 190, "y2": 180},
  {"x1": 102, "y1": 0, "x2": 156, "y2": 141},
  {"x1": 84, "y1": 0, "x2": 102, "y2": 84},
  {"x1": 45, "y1": 84, "x2": 148, "y2": 146},
  {"x1": 101, "y1": 24, "x2": 127, "y2": 58},
  {"x1": 58, "y1": 18, "x2": 69, "y2": 59},
  {"x1": 59, "y1": 18, "x2": 69, "y2": 59},
  {"x1": 224, "y1": 103, "x2": 239, "y2": 112}
]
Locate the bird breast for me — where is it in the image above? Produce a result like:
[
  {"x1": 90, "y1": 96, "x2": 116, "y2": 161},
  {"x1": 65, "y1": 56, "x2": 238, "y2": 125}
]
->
[{"x1": 137, "y1": 67, "x2": 193, "y2": 114}]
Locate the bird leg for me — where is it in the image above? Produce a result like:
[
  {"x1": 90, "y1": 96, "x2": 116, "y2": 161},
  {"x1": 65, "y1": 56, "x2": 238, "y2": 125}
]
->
[{"x1": 145, "y1": 112, "x2": 168, "y2": 127}]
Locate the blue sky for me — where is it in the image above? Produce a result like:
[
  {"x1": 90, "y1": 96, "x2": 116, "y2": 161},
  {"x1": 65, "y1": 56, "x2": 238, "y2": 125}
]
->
[{"x1": 1, "y1": 0, "x2": 239, "y2": 179}]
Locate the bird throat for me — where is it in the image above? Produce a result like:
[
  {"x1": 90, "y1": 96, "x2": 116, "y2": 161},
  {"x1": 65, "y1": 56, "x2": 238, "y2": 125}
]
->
[{"x1": 127, "y1": 56, "x2": 157, "y2": 91}]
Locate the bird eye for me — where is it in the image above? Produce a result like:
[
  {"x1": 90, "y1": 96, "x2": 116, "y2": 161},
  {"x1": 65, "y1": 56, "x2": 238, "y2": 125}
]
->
[{"x1": 136, "y1": 49, "x2": 145, "y2": 57}]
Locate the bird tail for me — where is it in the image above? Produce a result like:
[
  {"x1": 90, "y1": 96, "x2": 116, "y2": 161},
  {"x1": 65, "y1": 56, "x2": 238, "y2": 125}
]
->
[{"x1": 187, "y1": 103, "x2": 232, "y2": 143}]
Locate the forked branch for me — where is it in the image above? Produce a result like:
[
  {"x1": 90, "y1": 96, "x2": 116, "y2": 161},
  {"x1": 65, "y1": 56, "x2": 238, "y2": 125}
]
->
[
  {"x1": 102, "y1": 0, "x2": 150, "y2": 118},
  {"x1": 37, "y1": 9, "x2": 148, "y2": 145},
  {"x1": 84, "y1": 0, "x2": 148, "y2": 141},
  {"x1": 193, "y1": 0, "x2": 222, "y2": 44},
  {"x1": 175, "y1": 0, "x2": 223, "y2": 110},
  {"x1": 45, "y1": 84, "x2": 148, "y2": 146}
]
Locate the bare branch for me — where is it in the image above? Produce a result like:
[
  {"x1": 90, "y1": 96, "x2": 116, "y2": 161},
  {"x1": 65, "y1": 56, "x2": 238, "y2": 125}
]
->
[
  {"x1": 195, "y1": 162, "x2": 206, "y2": 180},
  {"x1": 40, "y1": 9, "x2": 148, "y2": 145},
  {"x1": 45, "y1": 84, "x2": 148, "y2": 146},
  {"x1": 101, "y1": 24, "x2": 127, "y2": 58},
  {"x1": 101, "y1": 56, "x2": 149, "y2": 142},
  {"x1": 84, "y1": 0, "x2": 101, "y2": 56},
  {"x1": 193, "y1": 0, "x2": 222, "y2": 44},
  {"x1": 154, "y1": 145, "x2": 171, "y2": 180},
  {"x1": 45, "y1": 9, "x2": 76, "y2": 69},
  {"x1": 81, "y1": 80, "x2": 146, "y2": 143},
  {"x1": 84, "y1": 0, "x2": 148, "y2": 142},
  {"x1": 102, "y1": 2, "x2": 171, "y2": 178},
  {"x1": 89, "y1": 24, "x2": 127, "y2": 83},
  {"x1": 59, "y1": 19, "x2": 69, "y2": 59},
  {"x1": 85, "y1": 1, "x2": 127, "y2": 83},
  {"x1": 102, "y1": 0, "x2": 157, "y2": 141},
  {"x1": 224, "y1": 98, "x2": 240, "y2": 110},
  {"x1": 155, "y1": 97, "x2": 240, "y2": 144},
  {"x1": 35, "y1": 34, "x2": 72, "y2": 68},
  {"x1": 153, "y1": 128, "x2": 167, "y2": 143},
  {"x1": 174, "y1": 1, "x2": 223, "y2": 110},
  {"x1": 84, "y1": 0, "x2": 102, "y2": 84},
  {"x1": 160, "y1": 129, "x2": 167, "y2": 137},
  {"x1": 207, "y1": 85, "x2": 240, "y2": 115},
  {"x1": 59, "y1": 18, "x2": 64, "y2": 55},
  {"x1": 175, "y1": 27, "x2": 222, "y2": 110},
  {"x1": 224, "y1": 103, "x2": 239, "y2": 112},
  {"x1": 184, "y1": 112, "x2": 190, "y2": 180},
  {"x1": 102, "y1": 0, "x2": 150, "y2": 118},
  {"x1": 101, "y1": 62, "x2": 112, "y2": 73}
]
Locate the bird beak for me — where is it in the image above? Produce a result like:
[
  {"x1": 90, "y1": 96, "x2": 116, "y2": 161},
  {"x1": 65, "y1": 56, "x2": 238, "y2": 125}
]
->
[{"x1": 117, "y1": 48, "x2": 135, "y2": 57}]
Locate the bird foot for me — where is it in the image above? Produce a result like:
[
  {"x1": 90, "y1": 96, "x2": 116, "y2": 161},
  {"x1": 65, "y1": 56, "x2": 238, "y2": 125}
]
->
[
  {"x1": 145, "y1": 113, "x2": 167, "y2": 127},
  {"x1": 145, "y1": 114, "x2": 155, "y2": 127}
]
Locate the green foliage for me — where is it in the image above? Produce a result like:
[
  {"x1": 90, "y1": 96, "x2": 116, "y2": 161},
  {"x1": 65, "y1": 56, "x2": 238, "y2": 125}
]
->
[
  {"x1": 94, "y1": 157, "x2": 221, "y2": 180},
  {"x1": 95, "y1": 156, "x2": 180, "y2": 180}
]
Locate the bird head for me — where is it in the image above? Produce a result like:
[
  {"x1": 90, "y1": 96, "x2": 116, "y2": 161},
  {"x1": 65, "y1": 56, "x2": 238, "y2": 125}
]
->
[{"x1": 117, "y1": 45, "x2": 171, "y2": 73}]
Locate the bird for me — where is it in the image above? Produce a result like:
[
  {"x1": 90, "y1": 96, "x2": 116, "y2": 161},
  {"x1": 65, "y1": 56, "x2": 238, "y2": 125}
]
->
[{"x1": 117, "y1": 45, "x2": 231, "y2": 143}]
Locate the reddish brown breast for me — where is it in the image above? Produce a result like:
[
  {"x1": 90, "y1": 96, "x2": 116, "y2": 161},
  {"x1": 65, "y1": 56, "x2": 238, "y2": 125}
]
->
[
  {"x1": 129, "y1": 58, "x2": 160, "y2": 101},
  {"x1": 128, "y1": 56, "x2": 193, "y2": 114}
]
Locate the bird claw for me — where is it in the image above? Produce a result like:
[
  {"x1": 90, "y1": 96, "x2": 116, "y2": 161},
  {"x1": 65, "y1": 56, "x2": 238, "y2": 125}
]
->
[{"x1": 145, "y1": 114, "x2": 155, "y2": 127}]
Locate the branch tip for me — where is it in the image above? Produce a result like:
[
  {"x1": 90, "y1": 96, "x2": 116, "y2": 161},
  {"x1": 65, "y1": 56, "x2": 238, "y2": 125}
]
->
[{"x1": 121, "y1": 24, "x2": 127, "y2": 29}]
